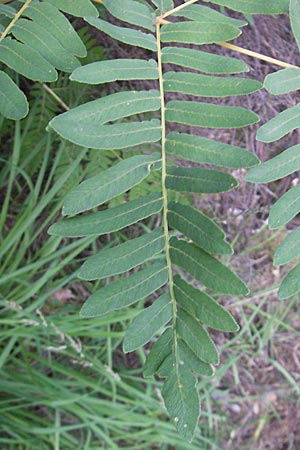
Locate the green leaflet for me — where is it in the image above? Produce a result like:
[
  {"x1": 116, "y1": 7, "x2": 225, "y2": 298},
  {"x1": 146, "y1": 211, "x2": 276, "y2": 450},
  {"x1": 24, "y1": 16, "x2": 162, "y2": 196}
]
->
[
  {"x1": 48, "y1": 193, "x2": 162, "y2": 237},
  {"x1": 70, "y1": 59, "x2": 158, "y2": 84},
  {"x1": 80, "y1": 262, "x2": 168, "y2": 318},
  {"x1": 162, "y1": 362, "x2": 200, "y2": 442},
  {"x1": 290, "y1": 0, "x2": 300, "y2": 50},
  {"x1": 264, "y1": 68, "x2": 300, "y2": 95},
  {"x1": 143, "y1": 333, "x2": 212, "y2": 388},
  {"x1": 174, "y1": 275, "x2": 239, "y2": 332},
  {"x1": 204, "y1": 0, "x2": 289, "y2": 14},
  {"x1": 46, "y1": 0, "x2": 99, "y2": 17},
  {"x1": 274, "y1": 227, "x2": 300, "y2": 266},
  {"x1": 168, "y1": 202, "x2": 233, "y2": 255},
  {"x1": 0, "y1": 71, "x2": 28, "y2": 120},
  {"x1": 245, "y1": 144, "x2": 300, "y2": 183},
  {"x1": 0, "y1": 38, "x2": 57, "y2": 82},
  {"x1": 85, "y1": 17, "x2": 156, "y2": 52},
  {"x1": 156, "y1": 353, "x2": 174, "y2": 378},
  {"x1": 0, "y1": 4, "x2": 16, "y2": 18},
  {"x1": 160, "y1": 21, "x2": 241, "y2": 45},
  {"x1": 12, "y1": 19, "x2": 80, "y2": 73},
  {"x1": 143, "y1": 327, "x2": 173, "y2": 377},
  {"x1": 178, "y1": 340, "x2": 214, "y2": 376},
  {"x1": 123, "y1": 293, "x2": 172, "y2": 352},
  {"x1": 49, "y1": 118, "x2": 161, "y2": 150},
  {"x1": 62, "y1": 153, "x2": 161, "y2": 216},
  {"x1": 102, "y1": 0, "x2": 155, "y2": 31},
  {"x1": 78, "y1": 228, "x2": 165, "y2": 280},
  {"x1": 166, "y1": 132, "x2": 259, "y2": 168},
  {"x1": 157, "y1": 337, "x2": 214, "y2": 378},
  {"x1": 169, "y1": 237, "x2": 249, "y2": 295},
  {"x1": 177, "y1": 309, "x2": 219, "y2": 365},
  {"x1": 24, "y1": 1, "x2": 87, "y2": 58},
  {"x1": 152, "y1": 0, "x2": 174, "y2": 13},
  {"x1": 166, "y1": 166, "x2": 238, "y2": 194},
  {"x1": 161, "y1": 46, "x2": 249, "y2": 74},
  {"x1": 49, "y1": 90, "x2": 160, "y2": 126},
  {"x1": 279, "y1": 263, "x2": 300, "y2": 300},
  {"x1": 166, "y1": 100, "x2": 259, "y2": 128},
  {"x1": 269, "y1": 185, "x2": 300, "y2": 229},
  {"x1": 176, "y1": 4, "x2": 247, "y2": 27},
  {"x1": 164, "y1": 72, "x2": 261, "y2": 97},
  {"x1": 48, "y1": 90, "x2": 162, "y2": 149},
  {"x1": 256, "y1": 105, "x2": 300, "y2": 143}
]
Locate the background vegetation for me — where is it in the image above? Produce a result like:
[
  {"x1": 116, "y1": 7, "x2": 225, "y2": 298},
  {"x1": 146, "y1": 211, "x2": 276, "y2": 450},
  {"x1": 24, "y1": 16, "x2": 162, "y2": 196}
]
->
[{"x1": 1, "y1": 1, "x2": 300, "y2": 449}]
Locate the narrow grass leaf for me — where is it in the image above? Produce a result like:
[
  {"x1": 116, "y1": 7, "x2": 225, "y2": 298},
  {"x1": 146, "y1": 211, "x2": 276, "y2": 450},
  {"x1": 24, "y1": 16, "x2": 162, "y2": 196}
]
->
[
  {"x1": 204, "y1": 0, "x2": 289, "y2": 14},
  {"x1": 48, "y1": 193, "x2": 162, "y2": 237},
  {"x1": 49, "y1": 118, "x2": 161, "y2": 150},
  {"x1": 175, "y1": 4, "x2": 247, "y2": 27},
  {"x1": 245, "y1": 144, "x2": 300, "y2": 183},
  {"x1": 80, "y1": 262, "x2": 168, "y2": 317},
  {"x1": 166, "y1": 132, "x2": 258, "y2": 168},
  {"x1": 174, "y1": 275, "x2": 239, "y2": 332},
  {"x1": 46, "y1": 0, "x2": 99, "y2": 17},
  {"x1": 162, "y1": 363, "x2": 200, "y2": 442},
  {"x1": 12, "y1": 19, "x2": 80, "y2": 73},
  {"x1": 0, "y1": 38, "x2": 57, "y2": 82},
  {"x1": 70, "y1": 59, "x2": 158, "y2": 84},
  {"x1": 270, "y1": 358, "x2": 300, "y2": 394},
  {"x1": 177, "y1": 309, "x2": 219, "y2": 364},
  {"x1": 102, "y1": 0, "x2": 155, "y2": 31},
  {"x1": 279, "y1": 263, "x2": 300, "y2": 299},
  {"x1": 290, "y1": 0, "x2": 300, "y2": 50},
  {"x1": 162, "y1": 46, "x2": 249, "y2": 74},
  {"x1": 264, "y1": 68, "x2": 300, "y2": 95},
  {"x1": 168, "y1": 202, "x2": 232, "y2": 255},
  {"x1": 274, "y1": 227, "x2": 300, "y2": 266},
  {"x1": 143, "y1": 327, "x2": 173, "y2": 377},
  {"x1": 78, "y1": 228, "x2": 165, "y2": 280},
  {"x1": 166, "y1": 166, "x2": 238, "y2": 194},
  {"x1": 160, "y1": 21, "x2": 240, "y2": 45},
  {"x1": 164, "y1": 72, "x2": 261, "y2": 97},
  {"x1": 256, "y1": 104, "x2": 300, "y2": 143},
  {"x1": 62, "y1": 153, "x2": 161, "y2": 215},
  {"x1": 0, "y1": 71, "x2": 28, "y2": 120},
  {"x1": 178, "y1": 340, "x2": 214, "y2": 376},
  {"x1": 269, "y1": 185, "x2": 300, "y2": 229},
  {"x1": 24, "y1": 2, "x2": 87, "y2": 57},
  {"x1": 170, "y1": 237, "x2": 249, "y2": 295},
  {"x1": 166, "y1": 100, "x2": 259, "y2": 128},
  {"x1": 123, "y1": 293, "x2": 172, "y2": 352},
  {"x1": 85, "y1": 17, "x2": 156, "y2": 51}
]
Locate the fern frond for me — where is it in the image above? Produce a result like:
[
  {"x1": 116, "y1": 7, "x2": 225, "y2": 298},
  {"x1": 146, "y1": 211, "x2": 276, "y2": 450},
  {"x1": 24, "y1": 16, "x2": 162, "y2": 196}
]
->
[{"x1": 47, "y1": 0, "x2": 262, "y2": 441}]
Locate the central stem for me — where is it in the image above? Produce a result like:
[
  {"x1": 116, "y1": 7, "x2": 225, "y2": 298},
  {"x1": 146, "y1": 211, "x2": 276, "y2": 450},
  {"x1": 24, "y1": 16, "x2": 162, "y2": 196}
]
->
[{"x1": 156, "y1": 23, "x2": 178, "y2": 359}]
